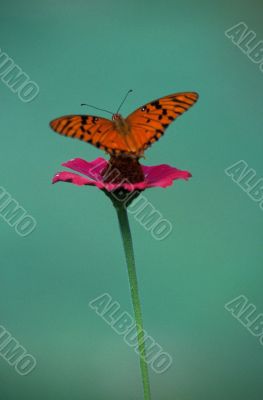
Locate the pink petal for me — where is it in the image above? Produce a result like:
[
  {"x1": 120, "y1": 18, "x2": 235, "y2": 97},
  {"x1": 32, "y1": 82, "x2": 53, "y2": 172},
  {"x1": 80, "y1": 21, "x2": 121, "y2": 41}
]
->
[
  {"x1": 142, "y1": 164, "x2": 192, "y2": 188},
  {"x1": 62, "y1": 157, "x2": 108, "y2": 180},
  {"x1": 52, "y1": 171, "x2": 98, "y2": 186},
  {"x1": 52, "y1": 171, "x2": 147, "y2": 191}
]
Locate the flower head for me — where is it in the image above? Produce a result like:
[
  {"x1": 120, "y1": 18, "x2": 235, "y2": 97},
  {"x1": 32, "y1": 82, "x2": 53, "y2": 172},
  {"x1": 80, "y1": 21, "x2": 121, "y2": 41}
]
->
[
  {"x1": 53, "y1": 156, "x2": 191, "y2": 190},
  {"x1": 52, "y1": 156, "x2": 191, "y2": 207}
]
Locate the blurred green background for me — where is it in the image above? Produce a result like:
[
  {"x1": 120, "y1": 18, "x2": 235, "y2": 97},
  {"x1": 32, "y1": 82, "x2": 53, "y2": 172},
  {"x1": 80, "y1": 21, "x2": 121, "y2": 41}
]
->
[{"x1": 0, "y1": 0, "x2": 263, "y2": 399}]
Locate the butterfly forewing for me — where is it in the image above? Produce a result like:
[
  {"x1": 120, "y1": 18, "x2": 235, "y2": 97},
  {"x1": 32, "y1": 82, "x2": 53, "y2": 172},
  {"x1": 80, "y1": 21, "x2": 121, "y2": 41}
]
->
[
  {"x1": 50, "y1": 115, "x2": 115, "y2": 152},
  {"x1": 125, "y1": 92, "x2": 199, "y2": 154}
]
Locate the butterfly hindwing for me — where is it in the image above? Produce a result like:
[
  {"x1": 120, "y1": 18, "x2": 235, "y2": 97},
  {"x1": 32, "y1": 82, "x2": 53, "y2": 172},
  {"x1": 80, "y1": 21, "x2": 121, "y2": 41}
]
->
[{"x1": 126, "y1": 92, "x2": 199, "y2": 154}]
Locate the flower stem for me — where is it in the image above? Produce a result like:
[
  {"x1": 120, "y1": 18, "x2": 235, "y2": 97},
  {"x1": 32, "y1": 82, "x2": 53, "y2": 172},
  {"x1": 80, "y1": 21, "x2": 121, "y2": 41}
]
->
[{"x1": 115, "y1": 204, "x2": 152, "y2": 400}]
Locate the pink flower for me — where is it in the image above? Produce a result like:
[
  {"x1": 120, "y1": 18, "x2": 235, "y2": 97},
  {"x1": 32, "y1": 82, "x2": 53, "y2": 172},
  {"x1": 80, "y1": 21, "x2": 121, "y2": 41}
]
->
[{"x1": 52, "y1": 157, "x2": 191, "y2": 191}]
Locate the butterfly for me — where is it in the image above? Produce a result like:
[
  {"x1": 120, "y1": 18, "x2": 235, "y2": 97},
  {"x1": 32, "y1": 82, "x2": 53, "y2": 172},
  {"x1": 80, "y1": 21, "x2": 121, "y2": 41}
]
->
[{"x1": 50, "y1": 92, "x2": 199, "y2": 157}]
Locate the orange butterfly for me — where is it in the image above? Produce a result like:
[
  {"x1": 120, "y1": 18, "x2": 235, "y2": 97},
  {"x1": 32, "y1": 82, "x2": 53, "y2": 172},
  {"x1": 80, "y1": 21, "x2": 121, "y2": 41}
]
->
[{"x1": 50, "y1": 92, "x2": 199, "y2": 157}]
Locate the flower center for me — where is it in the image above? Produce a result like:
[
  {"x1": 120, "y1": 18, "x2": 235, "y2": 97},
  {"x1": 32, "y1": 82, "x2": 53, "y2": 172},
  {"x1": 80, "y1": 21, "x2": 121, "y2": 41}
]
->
[{"x1": 102, "y1": 155, "x2": 145, "y2": 184}]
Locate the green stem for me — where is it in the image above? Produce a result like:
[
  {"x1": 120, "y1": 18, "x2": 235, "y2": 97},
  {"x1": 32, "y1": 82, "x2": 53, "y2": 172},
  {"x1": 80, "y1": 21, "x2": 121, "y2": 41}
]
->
[{"x1": 115, "y1": 204, "x2": 152, "y2": 400}]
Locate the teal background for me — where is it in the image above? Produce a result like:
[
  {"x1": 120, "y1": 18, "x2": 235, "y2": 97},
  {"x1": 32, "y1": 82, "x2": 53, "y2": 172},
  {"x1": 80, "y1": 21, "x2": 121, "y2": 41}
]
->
[{"x1": 1, "y1": 0, "x2": 263, "y2": 399}]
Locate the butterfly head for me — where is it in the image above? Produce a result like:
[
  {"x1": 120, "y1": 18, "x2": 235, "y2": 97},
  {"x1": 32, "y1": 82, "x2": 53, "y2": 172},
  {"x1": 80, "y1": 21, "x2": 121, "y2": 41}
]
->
[{"x1": 112, "y1": 113, "x2": 122, "y2": 121}]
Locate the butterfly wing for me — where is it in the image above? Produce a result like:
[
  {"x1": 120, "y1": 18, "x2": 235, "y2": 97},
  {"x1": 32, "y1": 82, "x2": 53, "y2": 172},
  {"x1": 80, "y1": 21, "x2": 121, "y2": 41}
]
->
[
  {"x1": 50, "y1": 115, "x2": 116, "y2": 153},
  {"x1": 50, "y1": 92, "x2": 199, "y2": 157},
  {"x1": 126, "y1": 92, "x2": 199, "y2": 155},
  {"x1": 50, "y1": 114, "x2": 139, "y2": 156}
]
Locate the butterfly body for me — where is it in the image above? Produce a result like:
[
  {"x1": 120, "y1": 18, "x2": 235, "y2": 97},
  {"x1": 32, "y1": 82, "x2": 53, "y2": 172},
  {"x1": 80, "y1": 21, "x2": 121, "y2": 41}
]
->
[
  {"x1": 50, "y1": 92, "x2": 199, "y2": 157},
  {"x1": 112, "y1": 114, "x2": 130, "y2": 135}
]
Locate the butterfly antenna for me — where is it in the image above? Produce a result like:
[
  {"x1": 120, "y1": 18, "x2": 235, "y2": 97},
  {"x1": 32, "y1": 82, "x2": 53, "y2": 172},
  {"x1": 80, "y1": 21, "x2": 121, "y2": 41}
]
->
[
  {"x1": 116, "y1": 89, "x2": 133, "y2": 114},
  {"x1": 81, "y1": 104, "x2": 113, "y2": 115}
]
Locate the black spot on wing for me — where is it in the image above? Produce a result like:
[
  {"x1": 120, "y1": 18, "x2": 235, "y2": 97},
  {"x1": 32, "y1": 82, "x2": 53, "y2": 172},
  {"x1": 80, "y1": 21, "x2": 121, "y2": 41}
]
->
[{"x1": 151, "y1": 100, "x2": 162, "y2": 110}]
